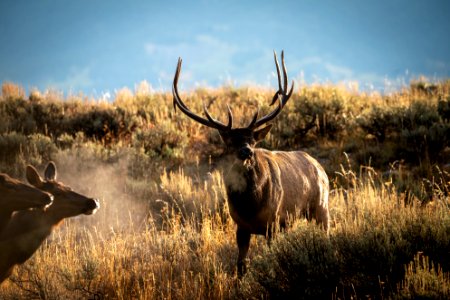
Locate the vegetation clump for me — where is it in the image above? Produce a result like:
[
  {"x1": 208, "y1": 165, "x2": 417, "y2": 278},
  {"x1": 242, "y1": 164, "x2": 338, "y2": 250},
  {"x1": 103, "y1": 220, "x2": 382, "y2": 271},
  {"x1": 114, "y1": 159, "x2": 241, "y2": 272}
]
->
[{"x1": 0, "y1": 80, "x2": 449, "y2": 299}]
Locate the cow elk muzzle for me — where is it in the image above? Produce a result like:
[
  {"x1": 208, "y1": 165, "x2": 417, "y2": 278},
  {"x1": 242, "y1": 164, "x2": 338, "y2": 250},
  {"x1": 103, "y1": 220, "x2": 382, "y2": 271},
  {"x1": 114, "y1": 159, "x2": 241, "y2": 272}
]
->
[{"x1": 83, "y1": 198, "x2": 100, "y2": 215}]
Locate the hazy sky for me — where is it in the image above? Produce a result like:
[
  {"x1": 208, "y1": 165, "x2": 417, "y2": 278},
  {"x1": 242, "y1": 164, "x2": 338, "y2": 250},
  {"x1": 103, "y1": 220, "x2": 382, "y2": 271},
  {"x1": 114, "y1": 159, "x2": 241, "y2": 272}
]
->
[{"x1": 1, "y1": 0, "x2": 449, "y2": 96}]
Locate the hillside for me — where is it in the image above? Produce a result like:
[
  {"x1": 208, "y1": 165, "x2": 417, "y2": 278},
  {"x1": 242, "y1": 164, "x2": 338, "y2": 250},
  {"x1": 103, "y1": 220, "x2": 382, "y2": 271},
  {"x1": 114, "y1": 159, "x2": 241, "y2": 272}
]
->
[{"x1": 0, "y1": 80, "x2": 449, "y2": 298}]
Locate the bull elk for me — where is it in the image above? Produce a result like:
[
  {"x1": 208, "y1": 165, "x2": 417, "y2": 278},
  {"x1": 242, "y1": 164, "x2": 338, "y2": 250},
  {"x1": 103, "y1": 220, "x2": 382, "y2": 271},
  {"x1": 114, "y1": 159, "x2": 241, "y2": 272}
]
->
[
  {"x1": 0, "y1": 162, "x2": 99, "y2": 283},
  {"x1": 0, "y1": 173, "x2": 53, "y2": 234},
  {"x1": 172, "y1": 51, "x2": 329, "y2": 275}
]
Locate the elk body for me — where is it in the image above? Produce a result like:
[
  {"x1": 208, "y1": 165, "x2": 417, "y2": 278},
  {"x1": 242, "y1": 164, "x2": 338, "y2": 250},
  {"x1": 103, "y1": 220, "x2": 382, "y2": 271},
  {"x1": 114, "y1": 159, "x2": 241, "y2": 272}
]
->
[
  {"x1": 172, "y1": 51, "x2": 329, "y2": 275},
  {"x1": 0, "y1": 173, "x2": 53, "y2": 234},
  {"x1": 0, "y1": 162, "x2": 99, "y2": 283}
]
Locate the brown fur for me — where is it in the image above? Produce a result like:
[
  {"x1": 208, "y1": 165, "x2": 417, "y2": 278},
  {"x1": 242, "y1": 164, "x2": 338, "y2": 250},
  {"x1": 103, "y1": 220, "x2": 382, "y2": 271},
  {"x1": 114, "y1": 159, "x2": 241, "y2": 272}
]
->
[
  {"x1": 225, "y1": 149, "x2": 329, "y2": 234},
  {"x1": 0, "y1": 173, "x2": 53, "y2": 234},
  {"x1": 219, "y1": 130, "x2": 329, "y2": 275},
  {"x1": 172, "y1": 51, "x2": 330, "y2": 275},
  {"x1": 0, "y1": 162, "x2": 99, "y2": 284}
]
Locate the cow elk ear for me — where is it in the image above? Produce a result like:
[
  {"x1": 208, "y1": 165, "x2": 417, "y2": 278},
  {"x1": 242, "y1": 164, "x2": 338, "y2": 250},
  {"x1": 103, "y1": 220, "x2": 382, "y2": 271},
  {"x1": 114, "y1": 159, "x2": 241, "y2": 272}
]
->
[
  {"x1": 253, "y1": 125, "x2": 272, "y2": 142},
  {"x1": 26, "y1": 165, "x2": 43, "y2": 187},
  {"x1": 44, "y1": 161, "x2": 57, "y2": 181}
]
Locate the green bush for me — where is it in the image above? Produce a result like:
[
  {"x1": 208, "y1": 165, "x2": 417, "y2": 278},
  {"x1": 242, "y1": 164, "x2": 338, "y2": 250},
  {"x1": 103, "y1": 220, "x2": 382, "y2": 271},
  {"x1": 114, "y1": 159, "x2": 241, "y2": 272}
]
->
[
  {"x1": 274, "y1": 89, "x2": 348, "y2": 148},
  {"x1": 248, "y1": 227, "x2": 339, "y2": 299},
  {"x1": 0, "y1": 132, "x2": 57, "y2": 176},
  {"x1": 132, "y1": 120, "x2": 188, "y2": 162},
  {"x1": 0, "y1": 98, "x2": 37, "y2": 134},
  {"x1": 438, "y1": 96, "x2": 450, "y2": 122},
  {"x1": 1, "y1": 80, "x2": 449, "y2": 192},
  {"x1": 357, "y1": 105, "x2": 401, "y2": 143},
  {"x1": 357, "y1": 100, "x2": 449, "y2": 171},
  {"x1": 396, "y1": 254, "x2": 450, "y2": 299},
  {"x1": 245, "y1": 208, "x2": 450, "y2": 299}
]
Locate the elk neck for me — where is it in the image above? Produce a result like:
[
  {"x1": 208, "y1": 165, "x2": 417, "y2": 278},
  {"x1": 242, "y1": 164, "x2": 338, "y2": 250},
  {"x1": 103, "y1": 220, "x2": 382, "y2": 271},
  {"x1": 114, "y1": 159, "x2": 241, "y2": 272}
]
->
[
  {"x1": 0, "y1": 209, "x2": 61, "y2": 242},
  {"x1": 0, "y1": 211, "x2": 13, "y2": 235},
  {"x1": 223, "y1": 148, "x2": 270, "y2": 196}
]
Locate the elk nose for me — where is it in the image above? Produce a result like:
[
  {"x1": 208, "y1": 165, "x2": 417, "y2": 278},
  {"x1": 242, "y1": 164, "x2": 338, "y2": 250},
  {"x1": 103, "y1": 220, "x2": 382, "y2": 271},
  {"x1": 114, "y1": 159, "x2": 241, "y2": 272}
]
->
[
  {"x1": 238, "y1": 147, "x2": 253, "y2": 160},
  {"x1": 89, "y1": 198, "x2": 100, "y2": 210},
  {"x1": 42, "y1": 192, "x2": 54, "y2": 207},
  {"x1": 83, "y1": 198, "x2": 100, "y2": 215}
]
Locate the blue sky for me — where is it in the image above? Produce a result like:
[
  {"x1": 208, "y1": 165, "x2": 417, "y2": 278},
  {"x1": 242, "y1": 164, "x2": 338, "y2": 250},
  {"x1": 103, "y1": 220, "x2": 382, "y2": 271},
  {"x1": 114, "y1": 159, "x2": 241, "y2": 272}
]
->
[{"x1": 1, "y1": 0, "x2": 449, "y2": 97}]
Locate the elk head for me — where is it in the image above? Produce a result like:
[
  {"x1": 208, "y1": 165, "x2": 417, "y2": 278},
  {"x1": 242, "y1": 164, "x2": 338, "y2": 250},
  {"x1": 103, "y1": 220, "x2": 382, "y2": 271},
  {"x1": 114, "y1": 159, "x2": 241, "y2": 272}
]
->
[
  {"x1": 26, "y1": 162, "x2": 99, "y2": 220},
  {"x1": 172, "y1": 51, "x2": 294, "y2": 166},
  {"x1": 0, "y1": 174, "x2": 53, "y2": 212}
]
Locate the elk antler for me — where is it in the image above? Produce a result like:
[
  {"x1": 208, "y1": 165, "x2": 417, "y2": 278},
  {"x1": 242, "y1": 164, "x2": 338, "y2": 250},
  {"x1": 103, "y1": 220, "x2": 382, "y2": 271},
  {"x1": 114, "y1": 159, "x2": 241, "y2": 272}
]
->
[
  {"x1": 172, "y1": 58, "x2": 233, "y2": 131},
  {"x1": 247, "y1": 50, "x2": 294, "y2": 129},
  {"x1": 173, "y1": 52, "x2": 293, "y2": 131}
]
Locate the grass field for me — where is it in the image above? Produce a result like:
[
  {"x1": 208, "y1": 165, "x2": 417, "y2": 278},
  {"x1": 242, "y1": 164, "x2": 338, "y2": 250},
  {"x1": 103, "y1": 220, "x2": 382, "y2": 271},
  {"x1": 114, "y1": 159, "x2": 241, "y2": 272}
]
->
[{"x1": 0, "y1": 80, "x2": 449, "y2": 299}]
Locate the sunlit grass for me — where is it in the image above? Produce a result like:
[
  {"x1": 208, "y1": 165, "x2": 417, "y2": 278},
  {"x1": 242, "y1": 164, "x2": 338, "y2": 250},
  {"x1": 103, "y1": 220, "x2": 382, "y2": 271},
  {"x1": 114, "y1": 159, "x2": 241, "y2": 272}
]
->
[
  {"x1": 0, "y1": 80, "x2": 449, "y2": 298},
  {"x1": 1, "y1": 165, "x2": 449, "y2": 299}
]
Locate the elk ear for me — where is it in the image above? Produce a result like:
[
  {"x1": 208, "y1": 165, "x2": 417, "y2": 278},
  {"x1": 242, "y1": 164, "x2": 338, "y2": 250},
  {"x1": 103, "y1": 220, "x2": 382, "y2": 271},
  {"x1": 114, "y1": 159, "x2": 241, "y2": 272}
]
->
[
  {"x1": 26, "y1": 165, "x2": 43, "y2": 187},
  {"x1": 253, "y1": 125, "x2": 272, "y2": 142},
  {"x1": 44, "y1": 161, "x2": 57, "y2": 181}
]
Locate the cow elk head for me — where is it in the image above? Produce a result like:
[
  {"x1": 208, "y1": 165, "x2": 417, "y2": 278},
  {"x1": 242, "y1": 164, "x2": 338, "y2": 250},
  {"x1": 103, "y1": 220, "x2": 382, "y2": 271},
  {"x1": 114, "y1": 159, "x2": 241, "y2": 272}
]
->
[
  {"x1": 26, "y1": 162, "x2": 99, "y2": 219},
  {"x1": 0, "y1": 174, "x2": 53, "y2": 213}
]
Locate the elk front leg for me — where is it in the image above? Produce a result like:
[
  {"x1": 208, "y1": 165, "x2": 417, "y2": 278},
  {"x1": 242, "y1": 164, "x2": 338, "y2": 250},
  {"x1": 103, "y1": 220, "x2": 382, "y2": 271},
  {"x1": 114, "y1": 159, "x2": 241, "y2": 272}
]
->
[{"x1": 236, "y1": 227, "x2": 251, "y2": 277}]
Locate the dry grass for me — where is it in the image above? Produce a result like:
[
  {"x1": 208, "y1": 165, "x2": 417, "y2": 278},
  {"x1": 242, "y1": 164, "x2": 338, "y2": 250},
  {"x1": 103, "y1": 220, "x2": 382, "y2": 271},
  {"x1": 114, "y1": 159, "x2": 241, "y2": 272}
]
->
[
  {"x1": 0, "y1": 80, "x2": 449, "y2": 298},
  {"x1": 1, "y1": 163, "x2": 449, "y2": 299},
  {"x1": 0, "y1": 164, "x2": 239, "y2": 299}
]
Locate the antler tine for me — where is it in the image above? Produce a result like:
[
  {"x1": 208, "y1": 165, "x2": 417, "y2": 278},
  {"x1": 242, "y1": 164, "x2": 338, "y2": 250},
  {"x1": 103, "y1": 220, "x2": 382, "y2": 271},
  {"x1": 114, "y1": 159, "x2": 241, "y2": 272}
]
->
[
  {"x1": 172, "y1": 58, "x2": 231, "y2": 130},
  {"x1": 270, "y1": 50, "x2": 282, "y2": 106},
  {"x1": 247, "y1": 107, "x2": 259, "y2": 128},
  {"x1": 250, "y1": 50, "x2": 294, "y2": 129},
  {"x1": 269, "y1": 50, "x2": 293, "y2": 107},
  {"x1": 281, "y1": 51, "x2": 288, "y2": 94},
  {"x1": 252, "y1": 97, "x2": 283, "y2": 128},
  {"x1": 203, "y1": 103, "x2": 233, "y2": 130},
  {"x1": 173, "y1": 58, "x2": 193, "y2": 112},
  {"x1": 226, "y1": 105, "x2": 233, "y2": 130},
  {"x1": 172, "y1": 58, "x2": 182, "y2": 111}
]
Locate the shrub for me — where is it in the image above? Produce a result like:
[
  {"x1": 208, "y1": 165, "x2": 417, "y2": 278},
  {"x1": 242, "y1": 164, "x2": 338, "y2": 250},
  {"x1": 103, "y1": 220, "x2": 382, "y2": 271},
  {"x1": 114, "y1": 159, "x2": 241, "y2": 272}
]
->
[
  {"x1": 156, "y1": 168, "x2": 228, "y2": 225},
  {"x1": 244, "y1": 179, "x2": 450, "y2": 299},
  {"x1": 1, "y1": 82, "x2": 26, "y2": 100},
  {"x1": 397, "y1": 101, "x2": 449, "y2": 164},
  {"x1": 0, "y1": 132, "x2": 57, "y2": 176},
  {"x1": 0, "y1": 98, "x2": 37, "y2": 134},
  {"x1": 396, "y1": 254, "x2": 450, "y2": 299},
  {"x1": 274, "y1": 87, "x2": 349, "y2": 148},
  {"x1": 438, "y1": 96, "x2": 450, "y2": 122},
  {"x1": 247, "y1": 226, "x2": 339, "y2": 299},
  {"x1": 357, "y1": 105, "x2": 401, "y2": 143},
  {"x1": 132, "y1": 120, "x2": 188, "y2": 162}
]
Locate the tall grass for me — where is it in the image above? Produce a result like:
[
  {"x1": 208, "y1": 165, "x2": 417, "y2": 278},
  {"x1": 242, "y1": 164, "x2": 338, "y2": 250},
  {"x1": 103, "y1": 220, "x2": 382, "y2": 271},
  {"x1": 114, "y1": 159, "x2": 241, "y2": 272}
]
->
[
  {"x1": 1, "y1": 167, "x2": 449, "y2": 299},
  {"x1": 242, "y1": 170, "x2": 450, "y2": 299},
  {"x1": 0, "y1": 80, "x2": 449, "y2": 298}
]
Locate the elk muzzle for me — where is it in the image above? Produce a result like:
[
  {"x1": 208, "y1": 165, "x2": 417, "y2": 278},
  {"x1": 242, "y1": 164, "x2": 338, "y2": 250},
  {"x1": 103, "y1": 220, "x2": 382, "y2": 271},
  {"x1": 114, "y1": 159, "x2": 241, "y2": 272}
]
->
[
  {"x1": 82, "y1": 198, "x2": 100, "y2": 215},
  {"x1": 41, "y1": 193, "x2": 54, "y2": 210},
  {"x1": 238, "y1": 146, "x2": 254, "y2": 161}
]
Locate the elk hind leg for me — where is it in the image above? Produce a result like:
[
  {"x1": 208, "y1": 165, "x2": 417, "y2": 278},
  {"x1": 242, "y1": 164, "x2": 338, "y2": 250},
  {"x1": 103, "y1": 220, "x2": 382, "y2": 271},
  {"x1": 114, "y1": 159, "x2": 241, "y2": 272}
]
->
[
  {"x1": 308, "y1": 204, "x2": 329, "y2": 233},
  {"x1": 313, "y1": 205, "x2": 329, "y2": 234}
]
